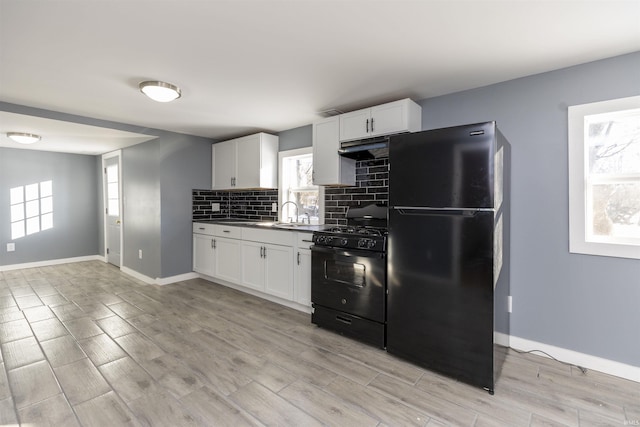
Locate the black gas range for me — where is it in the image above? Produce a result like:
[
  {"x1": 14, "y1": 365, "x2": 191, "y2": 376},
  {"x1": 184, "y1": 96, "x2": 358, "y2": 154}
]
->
[
  {"x1": 310, "y1": 204, "x2": 388, "y2": 348},
  {"x1": 312, "y1": 225, "x2": 387, "y2": 252}
]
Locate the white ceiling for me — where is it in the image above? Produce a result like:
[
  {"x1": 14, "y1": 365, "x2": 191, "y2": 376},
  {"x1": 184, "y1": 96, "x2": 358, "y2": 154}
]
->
[{"x1": 1, "y1": 0, "x2": 639, "y2": 154}]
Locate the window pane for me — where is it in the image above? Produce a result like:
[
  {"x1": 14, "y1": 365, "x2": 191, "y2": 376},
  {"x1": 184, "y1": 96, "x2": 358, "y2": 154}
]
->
[
  {"x1": 25, "y1": 200, "x2": 39, "y2": 218},
  {"x1": 108, "y1": 200, "x2": 119, "y2": 216},
  {"x1": 294, "y1": 156, "x2": 314, "y2": 188},
  {"x1": 26, "y1": 216, "x2": 40, "y2": 235},
  {"x1": 108, "y1": 182, "x2": 119, "y2": 199},
  {"x1": 41, "y1": 212, "x2": 53, "y2": 230},
  {"x1": 289, "y1": 190, "x2": 320, "y2": 218},
  {"x1": 107, "y1": 164, "x2": 118, "y2": 183},
  {"x1": 41, "y1": 196, "x2": 53, "y2": 214},
  {"x1": 11, "y1": 221, "x2": 25, "y2": 240},
  {"x1": 587, "y1": 109, "x2": 640, "y2": 175},
  {"x1": 11, "y1": 203, "x2": 24, "y2": 222},
  {"x1": 25, "y1": 183, "x2": 39, "y2": 201},
  {"x1": 590, "y1": 182, "x2": 640, "y2": 239},
  {"x1": 40, "y1": 180, "x2": 53, "y2": 197},
  {"x1": 10, "y1": 186, "x2": 24, "y2": 204}
]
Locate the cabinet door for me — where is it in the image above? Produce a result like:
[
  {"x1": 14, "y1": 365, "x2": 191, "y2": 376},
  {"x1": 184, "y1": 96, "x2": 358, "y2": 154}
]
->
[
  {"x1": 193, "y1": 234, "x2": 215, "y2": 276},
  {"x1": 241, "y1": 241, "x2": 265, "y2": 291},
  {"x1": 339, "y1": 108, "x2": 371, "y2": 141},
  {"x1": 263, "y1": 244, "x2": 294, "y2": 300},
  {"x1": 235, "y1": 134, "x2": 261, "y2": 188},
  {"x1": 214, "y1": 237, "x2": 242, "y2": 284},
  {"x1": 313, "y1": 117, "x2": 355, "y2": 186},
  {"x1": 370, "y1": 100, "x2": 407, "y2": 137},
  {"x1": 212, "y1": 140, "x2": 236, "y2": 190},
  {"x1": 294, "y1": 248, "x2": 312, "y2": 306}
]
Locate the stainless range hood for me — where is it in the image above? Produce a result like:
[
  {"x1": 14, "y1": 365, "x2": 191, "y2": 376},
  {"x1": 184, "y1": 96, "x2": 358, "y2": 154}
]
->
[{"x1": 338, "y1": 135, "x2": 390, "y2": 160}]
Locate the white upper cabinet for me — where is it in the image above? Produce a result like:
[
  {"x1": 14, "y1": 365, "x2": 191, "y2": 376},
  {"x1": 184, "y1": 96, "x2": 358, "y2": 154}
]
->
[
  {"x1": 212, "y1": 132, "x2": 278, "y2": 190},
  {"x1": 339, "y1": 98, "x2": 422, "y2": 142},
  {"x1": 312, "y1": 116, "x2": 355, "y2": 186}
]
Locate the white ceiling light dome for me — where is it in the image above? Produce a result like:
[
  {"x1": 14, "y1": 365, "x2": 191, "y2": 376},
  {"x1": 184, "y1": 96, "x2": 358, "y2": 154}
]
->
[
  {"x1": 139, "y1": 80, "x2": 181, "y2": 102},
  {"x1": 7, "y1": 132, "x2": 41, "y2": 144}
]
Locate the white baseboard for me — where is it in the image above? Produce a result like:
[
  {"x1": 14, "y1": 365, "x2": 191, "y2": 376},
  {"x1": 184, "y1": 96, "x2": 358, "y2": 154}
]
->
[
  {"x1": 156, "y1": 272, "x2": 199, "y2": 286},
  {"x1": 119, "y1": 266, "x2": 156, "y2": 285},
  {"x1": 509, "y1": 335, "x2": 640, "y2": 383},
  {"x1": 119, "y1": 266, "x2": 199, "y2": 286},
  {"x1": 494, "y1": 331, "x2": 511, "y2": 347},
  {"x1": 0, "y1": 255, "x2": 104, "y2": 272}
]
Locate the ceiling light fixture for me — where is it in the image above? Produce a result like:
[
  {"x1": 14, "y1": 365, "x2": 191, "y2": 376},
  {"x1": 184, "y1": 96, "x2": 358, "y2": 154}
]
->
[
  {"x1": 6, "y1": 132, "x2": 41, "y2": 144},
  {"x1": 139, "y1": 80, "x2": 182, "y2": 102}
]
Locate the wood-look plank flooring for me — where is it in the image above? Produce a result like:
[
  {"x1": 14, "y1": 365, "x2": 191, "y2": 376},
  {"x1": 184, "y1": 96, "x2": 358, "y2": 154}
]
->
[{"x1": 0, "y1": 261, "x2": 638, "y2": 426}]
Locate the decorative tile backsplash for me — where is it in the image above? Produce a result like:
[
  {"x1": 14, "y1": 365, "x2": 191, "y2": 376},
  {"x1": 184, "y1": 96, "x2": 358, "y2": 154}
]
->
[
  {"x1": 192, "y1": 190, "x2": 278, "y2": 221},
  {"x1": 324, "y1": 157, "x2": 389, "y2": 225},
  {"x1": 193, "y1": 157, "x2": 389, "y2": 225}
]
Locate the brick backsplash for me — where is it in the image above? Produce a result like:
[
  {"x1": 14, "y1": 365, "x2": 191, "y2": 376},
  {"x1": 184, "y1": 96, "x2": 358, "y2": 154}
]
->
[
  {"x1": 193, "y1": 189, "x2": 278, "y2": 221},
  {"x1": 194, "y1": 157, "x2": 388, "y2": 225},
  {"x1": 324, "y1": 157, "x2": 389, "y2": 225}
]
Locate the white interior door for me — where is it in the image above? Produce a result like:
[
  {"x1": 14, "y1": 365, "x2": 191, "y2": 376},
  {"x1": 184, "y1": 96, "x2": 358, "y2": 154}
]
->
[{"x1": 104, "y1": 154, "x2": 121, "y2": 267}]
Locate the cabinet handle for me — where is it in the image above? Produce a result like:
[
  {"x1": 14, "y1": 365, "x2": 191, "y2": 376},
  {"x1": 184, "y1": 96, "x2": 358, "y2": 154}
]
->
[
  {"x1": 223, "y1": 230, "x2": 230, "y2": 233},
  {"x1": 366, "y1": 118, "x2": 369, "y2": 133},
  {"x1": 199, "y1": 227, "x2": 205, "y2": 230},
  {"x1": 371, "y1": 117, "x2": 374, "y2": 132},
  {"x1": 297, "y1": 252, "x2": 300, "y2": 265},
  {"x1": 260, "y1": 247, "x2": 263, "y2": 258},
  {"x1": 263, "y1": 247, "x2": 266, "y2": 258},
  {"x1": 213, "y1": 239, "x2": 216, "y2": 249},
  {"x1": 211, "y1": 239, "x2": 214, "y2": 248}
]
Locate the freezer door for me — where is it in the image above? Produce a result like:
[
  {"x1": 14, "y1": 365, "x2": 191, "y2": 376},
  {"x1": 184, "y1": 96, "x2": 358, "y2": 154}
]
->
[
  {"x1": 389, "y1": 122, "x2": 495, "y2": 209},
  {"x1": 387, "y1": 208, "x2": 494, "y2": 390}
]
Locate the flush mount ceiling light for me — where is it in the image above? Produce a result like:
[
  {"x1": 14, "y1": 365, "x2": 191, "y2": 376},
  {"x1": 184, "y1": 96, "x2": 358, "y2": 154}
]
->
[
  {"x1": 6, "y1": 132, "x2": 41, "y2": 144},
  {"x1": 139, "y1": 80, "x2": 181, "y2": 102}
]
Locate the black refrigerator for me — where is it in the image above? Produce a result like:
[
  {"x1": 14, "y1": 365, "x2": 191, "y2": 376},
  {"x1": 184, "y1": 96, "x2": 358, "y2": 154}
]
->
[{"x1": 387, "y1": 121, "x2": 510, "y2": 394}]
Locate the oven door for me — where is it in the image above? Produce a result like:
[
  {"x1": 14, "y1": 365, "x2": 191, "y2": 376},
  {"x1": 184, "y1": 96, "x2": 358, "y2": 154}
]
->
[{"x1": 311, "y1": 245, "x2": 386, "y2": 322}]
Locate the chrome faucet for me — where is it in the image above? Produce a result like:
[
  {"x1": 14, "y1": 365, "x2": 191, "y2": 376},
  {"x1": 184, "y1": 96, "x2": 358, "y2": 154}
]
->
[{"x1": 280, "y1": 201, "x2": 299, "y2": 223}]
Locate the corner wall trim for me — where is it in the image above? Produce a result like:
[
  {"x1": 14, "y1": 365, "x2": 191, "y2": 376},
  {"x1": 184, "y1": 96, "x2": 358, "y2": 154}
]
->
[
  {"x1": 156, "y1": 272, "x2": 199, "y2": 286},
  {"x1": 0, "y1": 255, "x2": 104, "y2": 272},
  {"x1": 119, "y1": 266, "x2": 155, "y2": 285},
  {"x1": 119, "y1": 266, "x2": 199, "y2": 286},
  {"x1": 509, "y1": 335, "x2": 640, "y2": 383}
]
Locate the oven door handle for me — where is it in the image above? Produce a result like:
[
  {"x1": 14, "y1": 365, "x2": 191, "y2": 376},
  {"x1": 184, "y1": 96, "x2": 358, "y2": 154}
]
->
[{"x1": 311, "y1": 245, "x2": 384, "y2": 259}]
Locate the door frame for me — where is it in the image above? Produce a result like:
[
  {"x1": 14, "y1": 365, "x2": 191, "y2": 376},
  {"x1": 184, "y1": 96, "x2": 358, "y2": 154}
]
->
[{"x1": 102, "y1": 150, "x2": 123, "y2": 268}]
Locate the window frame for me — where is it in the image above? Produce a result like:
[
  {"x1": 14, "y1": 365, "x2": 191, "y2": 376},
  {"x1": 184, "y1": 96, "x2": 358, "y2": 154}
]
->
[
  {"x1": 568, "y1": 95, "x2": 640, "y2": 259},
  {"x1": 278, "y1": 147, "x2": 324, "y2": 224}
]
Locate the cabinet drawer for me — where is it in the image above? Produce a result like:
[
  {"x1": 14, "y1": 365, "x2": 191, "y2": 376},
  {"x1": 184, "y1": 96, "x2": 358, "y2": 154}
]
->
[
  {"x1": 214, "y1": 225, "x2": 243, "y2": 239},
  {"x1": 193, "y1": 223, "x2": 215, "y2": 236},
  {"x1": 242, "y1": 227, "x2": 294, "y2": 246},
  {"x1": 296, "y1": 232, "x2": 314, "y2": 249}
]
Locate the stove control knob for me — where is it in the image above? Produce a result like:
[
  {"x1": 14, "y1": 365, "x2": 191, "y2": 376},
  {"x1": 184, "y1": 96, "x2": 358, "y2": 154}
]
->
[
  {"x1": 340, "y1": 238, "x2": 348, "y2": 246},
  {"x1": 317, "y1": 236, "x2": 325, "y2": 243},
  {"x1": 368, "y1": 240, "x2": 376, "y2": 249},
  {"x1": 357, "y1": 239, "x2": 366, "y2": 248},
  {"x1": 325, "y1": 236, "x2": 334, "y2": 244}
]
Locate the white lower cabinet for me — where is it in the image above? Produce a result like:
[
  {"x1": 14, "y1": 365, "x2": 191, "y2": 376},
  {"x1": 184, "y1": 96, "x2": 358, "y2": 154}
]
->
[
  {"x1": 193, "y1": 233, "x2": 215, "y2": 276},
  {"x1": 194, "y1": 223, "x2": 311, "y2": 311},
  {"x1": 213, "y1": 236, "x2": 242, "y2": 284},
  {"x1": 263, "y1": 244, "x2": 294, "y2": 300},
  {"x1": 294, "y1": 232, "x2": 313, "y2": 306},
  {"x1": 241, "y1": 229, "x2": 294, "y2": 300}
]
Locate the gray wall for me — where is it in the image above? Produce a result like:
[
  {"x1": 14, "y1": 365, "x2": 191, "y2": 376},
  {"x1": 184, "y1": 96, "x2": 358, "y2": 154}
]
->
[
  {"x1": 278, "y1": 125, "x2": 312, "y2": 151},
  {"x1": 0, "y1": 102, "x2": 212, "y2": 279},
  {"x1": 0, "y1": 147, "x2": 99, "y2": 265},
  {"x1": 418, "y1": 52, "x2": 640, "y2": 366}
]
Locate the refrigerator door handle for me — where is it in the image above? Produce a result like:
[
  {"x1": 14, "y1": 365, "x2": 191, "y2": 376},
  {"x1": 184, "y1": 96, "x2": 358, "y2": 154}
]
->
[{"x1": 393, "y1": 206, "x2": 493, "y2": 216}]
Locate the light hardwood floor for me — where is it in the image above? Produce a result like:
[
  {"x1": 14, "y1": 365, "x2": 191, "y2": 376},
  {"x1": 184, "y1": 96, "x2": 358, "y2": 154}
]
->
[{"x1": 0, "y1": 261, "x2": 637, "y2": 426}]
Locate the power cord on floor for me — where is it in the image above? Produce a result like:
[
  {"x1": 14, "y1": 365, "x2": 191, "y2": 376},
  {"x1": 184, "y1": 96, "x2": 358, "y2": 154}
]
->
[{"x1": 511, "y1": 348, "x2": 588, "y2": 375}]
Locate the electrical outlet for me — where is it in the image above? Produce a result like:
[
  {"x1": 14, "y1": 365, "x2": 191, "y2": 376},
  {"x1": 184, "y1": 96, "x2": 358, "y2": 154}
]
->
[
  {"x1": 211, "y1": 202, "x2": 220, "y2": 212},
  {"x1": 138, "y1": 249, "x2": 143, "y2": 259},
  {"x1": 271, "y1": 202, "x2": 277, "y2": 212},
  {"x1": 7, "y1": 243, "x2": 15, "y2": 252},
  {"x1": 508, "y1": 296, "x2": 513, "y2": 313}
]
